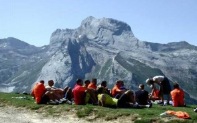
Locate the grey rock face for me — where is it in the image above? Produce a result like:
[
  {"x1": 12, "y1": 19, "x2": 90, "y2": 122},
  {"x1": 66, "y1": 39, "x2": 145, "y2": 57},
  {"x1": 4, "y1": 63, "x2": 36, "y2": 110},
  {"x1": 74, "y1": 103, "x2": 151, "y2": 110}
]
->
[
  {"x1": 0, "y1": 17, "x2": 196, "y2": 104},
  {"x1": 0, "y1": 37, "x2": 49, "y2": 92}
]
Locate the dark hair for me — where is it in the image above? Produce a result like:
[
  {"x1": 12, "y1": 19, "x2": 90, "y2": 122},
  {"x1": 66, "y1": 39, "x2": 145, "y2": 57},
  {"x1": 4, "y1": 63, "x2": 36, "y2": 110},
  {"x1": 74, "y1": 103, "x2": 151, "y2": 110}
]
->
[
  {"x1": 116, "y1": 80, "x2": 122, "y2": 84},
  {"x1": 84, "y1": 80, "x2": 90, "y2": 84},
  {"x1": 173, "y1": 82, "x2": 179, "y2": 89},
  {"x1": 139, "y1": 84, "x2": 144, "y2": 89},
  {"x1": 92, "y1": 78, "x2": 97, "y2": 82},
  {"x1": 76, "y1": 79, "x2": 83, "y2": 84},
  {"x1": 40, "y1": 80, "x2": 44, "y2": 84},
  {"x1": 101, "y1": 81, "x2": 107, "y2": 87},
  {"x1": 48, "y1": 80, "x2": 54, "y2": 83},
  {"x1": 48, "y1": 80, "x2": 54, "y2": 86}
]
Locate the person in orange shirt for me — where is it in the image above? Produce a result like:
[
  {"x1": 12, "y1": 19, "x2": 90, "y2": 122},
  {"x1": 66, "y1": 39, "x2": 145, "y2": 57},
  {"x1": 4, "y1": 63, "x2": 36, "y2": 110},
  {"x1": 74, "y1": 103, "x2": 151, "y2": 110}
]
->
[
  {"x1": 170, "y1": 82, "x2": 185, "y2": 107},
  {"x1": 87, "y1": 78, "x2": 98, "y2": 104},
  {"x1": 31, "y1": 80, "x2": 50, "y2": 104},
  {"x1": 88, "y1": 78, "x2": 97, "y2": 90},
  {"x1": 31, "y1": 80, "x2": 66, "y2": 104},
  {"x1": 149, "y1": 84, "x2": 161, "y2": 101},
  {"x1": 111, "y1": 80, "x2": 126, "y2": 98}
]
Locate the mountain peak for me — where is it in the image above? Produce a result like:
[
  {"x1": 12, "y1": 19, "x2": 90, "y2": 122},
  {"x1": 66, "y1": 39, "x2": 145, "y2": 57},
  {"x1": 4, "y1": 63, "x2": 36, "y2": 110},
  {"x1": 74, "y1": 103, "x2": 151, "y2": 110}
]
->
[
  {"x1": 167, "y1": 41, "x2": 191, "y2": 47},
  {"x1": 165, "y1": 41, "x2": 197, "y2": 51},
  {"x1": 80, "y1": 16, "x2": 132, "y2": 35},
  {"x1": 0, "y1": 37, "x2": 31, "y2": 49},
  {"x1": 49, "y1": 16, "x2": 136, "y2": 51}
]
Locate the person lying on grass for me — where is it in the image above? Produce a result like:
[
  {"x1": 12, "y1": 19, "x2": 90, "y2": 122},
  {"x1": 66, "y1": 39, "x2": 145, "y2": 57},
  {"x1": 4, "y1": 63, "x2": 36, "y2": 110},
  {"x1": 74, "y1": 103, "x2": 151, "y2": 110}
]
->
[{"x1": 97, "y1": 87, "x2": 152, "y2": 108}]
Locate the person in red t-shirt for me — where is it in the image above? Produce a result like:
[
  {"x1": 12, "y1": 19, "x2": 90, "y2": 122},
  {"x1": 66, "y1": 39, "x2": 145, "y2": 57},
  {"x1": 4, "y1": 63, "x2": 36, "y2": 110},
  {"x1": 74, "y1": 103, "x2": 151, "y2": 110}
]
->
[
  {"x1": 170, "y1": 82, "x2": 185, "y2": 107},
  {"x1": 72, "y1": 79, "x2": 87, "y2": 105},
  {"x1": 72, "y1": 79, "x2": 98, "y2": 105}
]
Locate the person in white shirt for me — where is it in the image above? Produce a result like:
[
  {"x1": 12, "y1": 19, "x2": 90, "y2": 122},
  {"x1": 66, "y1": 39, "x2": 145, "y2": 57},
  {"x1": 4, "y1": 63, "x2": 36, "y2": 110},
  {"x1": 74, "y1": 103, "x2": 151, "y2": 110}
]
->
[
  {"x1": 46, "y1": 80, "x2": 72, "y2": 102},
  {"x1": 146, "y1": 76, "x2": 171, "y2": 105}
]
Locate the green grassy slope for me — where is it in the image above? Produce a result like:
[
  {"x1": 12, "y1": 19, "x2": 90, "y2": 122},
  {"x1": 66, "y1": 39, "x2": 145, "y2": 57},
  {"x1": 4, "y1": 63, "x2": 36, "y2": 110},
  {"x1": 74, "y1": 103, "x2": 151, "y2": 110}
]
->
[{"x1": 0, "y1": 92, "x2": 196, "y2": 123}]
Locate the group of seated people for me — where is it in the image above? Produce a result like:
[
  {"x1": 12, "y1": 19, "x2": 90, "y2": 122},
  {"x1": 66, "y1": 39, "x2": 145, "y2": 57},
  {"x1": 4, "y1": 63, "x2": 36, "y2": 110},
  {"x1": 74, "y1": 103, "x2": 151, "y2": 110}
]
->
[
  {"x1": 31, "y1": 76, "x2": 186, "y2": 108},
  {"x1": 31, "y1": 80, "x2": 72, "y2": 104}
]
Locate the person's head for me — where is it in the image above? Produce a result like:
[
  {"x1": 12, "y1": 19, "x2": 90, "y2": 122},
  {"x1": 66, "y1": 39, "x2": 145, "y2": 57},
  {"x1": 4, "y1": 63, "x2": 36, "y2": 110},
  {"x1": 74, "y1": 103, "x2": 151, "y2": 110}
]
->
[
  {"x1": 120, "y1": 81, "x2": 124, "y2": 86},
  {"x1": 139, "y1": 84, "x2": 144, "y2": 90},
  {"x1": 173, "y1": 82, "x2": 179, "y2": 89},
  {"x1": 101, "y1": 81, "x2": 107, "y2": 87},
  {"x1": 84, "y1": 80, "x2": 90, "y2": 86},
  {"x1": 146, "y1": 78, "x2": 154, "y2": 86},
  {"x1": 92, "y1": 78, "x2": 97, "y2": 85},
  {"x1": 116, "y1": 80, "x2": 122, "y2": 87},
  {"x1": 76, "y1": 79, "x2": 83, "y2": 86},
  {"x1": 48, "y1": 80, "x2": 54, "y2": 87},
  {"x1": 40, "y1": 80, "x2": 44, "y2": 84}
]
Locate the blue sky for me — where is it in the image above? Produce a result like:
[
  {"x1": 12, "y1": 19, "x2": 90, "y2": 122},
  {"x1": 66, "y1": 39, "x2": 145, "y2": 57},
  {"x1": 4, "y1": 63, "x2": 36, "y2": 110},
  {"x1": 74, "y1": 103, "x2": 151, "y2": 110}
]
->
[{"x1": 0, "y1": 0, "x2": 197, "y2": 46}]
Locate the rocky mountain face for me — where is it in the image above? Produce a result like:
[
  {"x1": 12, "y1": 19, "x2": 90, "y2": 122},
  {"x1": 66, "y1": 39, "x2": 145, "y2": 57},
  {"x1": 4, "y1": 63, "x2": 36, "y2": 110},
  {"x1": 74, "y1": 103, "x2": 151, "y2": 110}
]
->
[
  {"x1": 0, "y1": 16, "x2": 196, "y2": 104},
  {"x1": 0, "y1": 37, "x2": 49, "y2": 92}
]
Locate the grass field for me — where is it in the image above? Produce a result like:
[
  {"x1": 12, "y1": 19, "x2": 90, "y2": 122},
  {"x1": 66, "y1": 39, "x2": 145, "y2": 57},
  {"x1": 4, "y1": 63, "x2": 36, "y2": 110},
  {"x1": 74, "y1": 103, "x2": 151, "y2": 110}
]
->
[{"x1": 0, "y1": 92, "x2": 196, "y2": 123}]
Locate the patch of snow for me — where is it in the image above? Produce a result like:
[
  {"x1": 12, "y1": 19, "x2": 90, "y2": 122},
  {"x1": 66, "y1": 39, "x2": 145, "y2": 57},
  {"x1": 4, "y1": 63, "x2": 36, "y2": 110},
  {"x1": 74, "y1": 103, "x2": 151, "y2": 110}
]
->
[{"x1": 0, "y1": 86, "x2": 15, "y2": 93}]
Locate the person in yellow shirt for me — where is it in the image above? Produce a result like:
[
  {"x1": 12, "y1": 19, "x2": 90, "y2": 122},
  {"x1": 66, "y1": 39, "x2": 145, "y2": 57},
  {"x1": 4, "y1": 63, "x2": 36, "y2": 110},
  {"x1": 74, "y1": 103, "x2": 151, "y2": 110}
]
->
[{"x1": 97, "y1": 87, "x2": 151, "y2": 108}]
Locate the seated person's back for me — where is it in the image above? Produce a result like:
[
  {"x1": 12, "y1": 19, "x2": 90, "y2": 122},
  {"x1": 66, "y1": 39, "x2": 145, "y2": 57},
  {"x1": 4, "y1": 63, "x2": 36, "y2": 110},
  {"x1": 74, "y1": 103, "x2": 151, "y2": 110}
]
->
[
  {"x1": 111, "y1": 80, "x2": 125, "y2": 98},
  {"x1": 45, "y1": 80, "x2": 57, "y2": 91},
  {"x1": 72, "y1": 79, "x2": 86, "y2": 105},
  {"x1": 171, "y1": 82, "x2": 185, "y2": 107},
  {"x1": 98, "y1": 81, "x2": 111, "y2": 95},
  {"x1": 31, "y1": 80, "x2": 49, "y2": 104},
  {"x1": 88, "y1": 78, "x2": 97, "y2": 90},
  {"x1": 135, "y1": 84, "x2": 149, "y2": 105}
]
